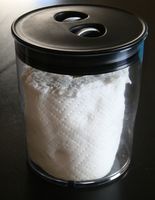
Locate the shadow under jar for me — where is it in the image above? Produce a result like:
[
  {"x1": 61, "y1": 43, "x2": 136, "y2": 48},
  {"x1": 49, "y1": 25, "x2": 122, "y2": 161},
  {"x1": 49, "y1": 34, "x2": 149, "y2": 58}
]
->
[{"x1": 11, "y1": 4, "x2": 148, "y2": 188}]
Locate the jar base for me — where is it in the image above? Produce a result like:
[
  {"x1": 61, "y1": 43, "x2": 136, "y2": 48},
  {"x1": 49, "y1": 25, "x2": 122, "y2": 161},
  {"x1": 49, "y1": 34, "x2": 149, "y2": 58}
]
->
[{"x1": 28, "y1": 158, "x2": 130, "y2": 188}]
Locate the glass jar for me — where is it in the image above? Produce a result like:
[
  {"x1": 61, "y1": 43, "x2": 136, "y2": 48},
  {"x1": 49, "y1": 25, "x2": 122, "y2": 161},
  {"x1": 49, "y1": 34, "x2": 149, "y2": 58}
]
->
[{"x1": 12, "y1": 5, "x2": 148, "y2": 187}]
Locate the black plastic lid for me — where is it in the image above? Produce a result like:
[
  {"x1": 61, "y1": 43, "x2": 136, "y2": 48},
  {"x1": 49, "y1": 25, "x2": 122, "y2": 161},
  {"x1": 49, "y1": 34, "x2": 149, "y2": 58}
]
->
[{"x1": 11, "y1": 4, "x2": 148, "y2": 75}]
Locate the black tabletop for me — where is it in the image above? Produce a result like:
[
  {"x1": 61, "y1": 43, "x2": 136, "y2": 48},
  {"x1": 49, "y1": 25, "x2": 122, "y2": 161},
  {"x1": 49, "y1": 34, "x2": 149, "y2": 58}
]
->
[{"x1": 0, "y1": 0, "x2": 154, "y2": 199}]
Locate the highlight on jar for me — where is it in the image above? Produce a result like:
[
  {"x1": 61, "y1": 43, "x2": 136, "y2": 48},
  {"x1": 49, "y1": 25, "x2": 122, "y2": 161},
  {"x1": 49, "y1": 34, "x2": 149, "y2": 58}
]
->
[{"x1": 11, "y1": 5, "x2": 148, "y2": 187}]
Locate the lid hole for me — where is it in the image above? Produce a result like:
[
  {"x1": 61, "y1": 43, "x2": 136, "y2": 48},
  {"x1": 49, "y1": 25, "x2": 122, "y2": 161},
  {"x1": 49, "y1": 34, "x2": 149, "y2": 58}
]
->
[
  {"x1": 70, "y1": 24, "x2": 106, "y2": 38},
  {"x1": 54, "y1": 11, "x2": 88, "y2": 22}
]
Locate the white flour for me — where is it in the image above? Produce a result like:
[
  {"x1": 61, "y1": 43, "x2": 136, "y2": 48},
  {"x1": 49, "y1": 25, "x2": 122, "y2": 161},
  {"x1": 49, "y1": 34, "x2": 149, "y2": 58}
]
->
[{"x1": 21, "y1": 67, "x2": 131, "y2": 181}]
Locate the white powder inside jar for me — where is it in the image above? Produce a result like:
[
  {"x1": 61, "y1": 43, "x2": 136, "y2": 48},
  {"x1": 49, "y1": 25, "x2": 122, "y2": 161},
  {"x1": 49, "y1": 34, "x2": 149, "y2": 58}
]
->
[{"x1": 21, "y1": 67, "x2": 131, "y2": 181}]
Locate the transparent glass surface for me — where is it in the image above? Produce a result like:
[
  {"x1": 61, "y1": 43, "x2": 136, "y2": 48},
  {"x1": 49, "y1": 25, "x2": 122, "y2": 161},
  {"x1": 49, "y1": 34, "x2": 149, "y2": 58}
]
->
[{"x1": 16, "y1": 54, "x2": 142, "y2": 187}]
